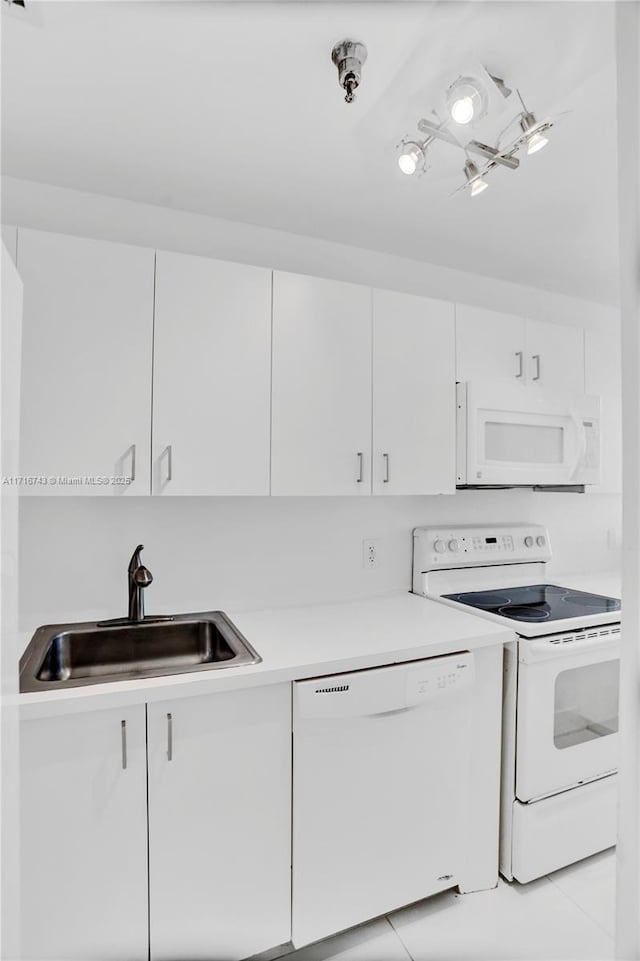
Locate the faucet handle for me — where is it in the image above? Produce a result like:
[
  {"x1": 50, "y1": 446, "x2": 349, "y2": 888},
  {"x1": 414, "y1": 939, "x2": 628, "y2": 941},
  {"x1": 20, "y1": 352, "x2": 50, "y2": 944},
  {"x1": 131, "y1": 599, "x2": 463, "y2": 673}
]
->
[{"x1": 128, "y1": 544, "x2": 145, "y2": 573}]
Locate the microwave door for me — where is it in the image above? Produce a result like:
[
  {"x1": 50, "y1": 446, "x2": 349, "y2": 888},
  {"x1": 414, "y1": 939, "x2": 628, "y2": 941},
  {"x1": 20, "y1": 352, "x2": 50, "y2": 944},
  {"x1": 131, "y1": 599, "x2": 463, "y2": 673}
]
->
[{"x1": 463, "y1": 385, "x2": 583, "y2": 487}]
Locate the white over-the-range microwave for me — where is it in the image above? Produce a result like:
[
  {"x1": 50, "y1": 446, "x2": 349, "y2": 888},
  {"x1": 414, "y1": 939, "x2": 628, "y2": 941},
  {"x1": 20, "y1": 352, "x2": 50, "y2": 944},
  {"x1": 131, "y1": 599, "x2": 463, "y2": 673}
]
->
[{"x1": 456, "y1": 382, "x2": 601, "y2": 489}]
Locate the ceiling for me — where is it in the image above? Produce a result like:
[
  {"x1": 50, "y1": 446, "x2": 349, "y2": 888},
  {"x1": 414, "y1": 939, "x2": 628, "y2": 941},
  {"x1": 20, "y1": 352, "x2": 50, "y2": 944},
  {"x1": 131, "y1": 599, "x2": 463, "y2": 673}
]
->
[{"x1": 1, "y1": 1, "x2": 619, "y2": 304}]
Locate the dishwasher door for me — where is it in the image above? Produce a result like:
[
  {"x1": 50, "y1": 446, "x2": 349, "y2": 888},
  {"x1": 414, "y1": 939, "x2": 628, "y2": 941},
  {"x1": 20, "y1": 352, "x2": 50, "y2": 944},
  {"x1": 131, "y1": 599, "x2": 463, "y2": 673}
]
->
[{"x1": 292, "y1": 652, "x2": 475, "y2": 948}]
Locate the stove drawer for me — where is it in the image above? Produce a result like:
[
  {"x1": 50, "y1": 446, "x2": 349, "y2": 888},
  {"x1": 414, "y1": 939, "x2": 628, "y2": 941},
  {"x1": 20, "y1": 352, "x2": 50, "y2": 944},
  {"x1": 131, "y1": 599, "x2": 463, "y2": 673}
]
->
[{"x1": 511, "y1": 774, "x2": 617, "y2": 883}]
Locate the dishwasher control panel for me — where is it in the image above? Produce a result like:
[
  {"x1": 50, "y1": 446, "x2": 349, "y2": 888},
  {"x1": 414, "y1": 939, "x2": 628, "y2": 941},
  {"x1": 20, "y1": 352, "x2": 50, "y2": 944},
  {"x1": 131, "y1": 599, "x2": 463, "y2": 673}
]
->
[{"x1": 405, "y1": 652, "x2": 474, "y2": 707}]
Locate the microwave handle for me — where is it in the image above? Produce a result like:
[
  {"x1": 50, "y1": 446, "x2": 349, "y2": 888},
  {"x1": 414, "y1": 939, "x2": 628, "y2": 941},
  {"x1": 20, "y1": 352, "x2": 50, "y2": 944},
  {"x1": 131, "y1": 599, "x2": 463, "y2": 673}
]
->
[{"x1": 567, "y1": 411, "x2": 587, "y2": 481}]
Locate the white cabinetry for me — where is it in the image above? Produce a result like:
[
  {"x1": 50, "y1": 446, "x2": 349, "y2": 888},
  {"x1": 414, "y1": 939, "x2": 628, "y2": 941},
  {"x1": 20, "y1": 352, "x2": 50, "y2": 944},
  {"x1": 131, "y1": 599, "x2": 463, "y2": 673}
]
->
[
  {"x1": 585, "y1": 328, "x2": 622, "y2": 493},
  {"x1": 20, "y1": 706, "x2": 149, "y2": 961},
  {"x1": 271, "y1": 272, "x2": 372, "y2": 495},
  {"x1": 456, "y1": 305, "x2": 526, "y2": 385},
  {"x1": 372, "y1": 289, "x2": 455, "y2": 494},
  {"x1": 526, "y1": 318, "x2": 584, "y2": 394},
  {"x1": 17, "y1": 229, "x2": 154, "y2": 494},
  {"x1": 147, "y1": 684, "x2": 291, "y2": 960},
  {"x1": 456, "y1": 306, "x2": 584, "y2": 393},
  {"x1": 152, "y1": 252, "x2": 272, "y2": 495}
]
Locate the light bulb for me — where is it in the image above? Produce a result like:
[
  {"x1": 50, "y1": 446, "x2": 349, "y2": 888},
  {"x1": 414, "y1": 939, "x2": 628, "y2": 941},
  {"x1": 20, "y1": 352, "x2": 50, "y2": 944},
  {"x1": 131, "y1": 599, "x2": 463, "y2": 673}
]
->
[
  {"x1": 470, "y1": 177, "x2": 489, "y2": 197},
  {"x1": 450, "y1": 95, "x2": 475, "y2": 125},
  {"x1": 397, "y1": 141, "x2": 425, "y2": 176},
  {"x1": 447, "y1": 77, "x2": 487, "y2": 125},
  {"x1": 527, "y1": 131, "x2": 549, "y2": 155}
]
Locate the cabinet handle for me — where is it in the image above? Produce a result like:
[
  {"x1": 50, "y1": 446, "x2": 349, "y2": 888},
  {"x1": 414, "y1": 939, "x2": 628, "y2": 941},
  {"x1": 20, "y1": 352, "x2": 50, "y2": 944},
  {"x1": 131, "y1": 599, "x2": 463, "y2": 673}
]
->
[
  {"x1": 121, "y1": 720, "x2": 127, "y2": 770},
  {"x1": 163, "y1": 445, "x2": 173, "y2": 485},
  {"x1": 167, "y1": 712, "x2": 173, "y2": 761},
  {"x1": 515, "y1": 351, "x2": 523, "y2": 378},
  {"x1": 383, "y1": 453, "x2": 390, "y2": 484},
  {"x1": 130, "y1": 444, "x2": 136, "y2": 483},
  {"x1": 532, "y1": 354, "x2": 541, "y2": 381},
  {"x1": 356, "y1": 452, "x2": 363, "y2": 484}
]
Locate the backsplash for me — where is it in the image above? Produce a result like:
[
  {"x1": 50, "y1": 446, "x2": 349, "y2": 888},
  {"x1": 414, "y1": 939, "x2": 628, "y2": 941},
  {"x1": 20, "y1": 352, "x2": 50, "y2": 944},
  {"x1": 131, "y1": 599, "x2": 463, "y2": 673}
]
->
[{"x1": 19, "y1": 491, "x2": 621, "y2": 630}]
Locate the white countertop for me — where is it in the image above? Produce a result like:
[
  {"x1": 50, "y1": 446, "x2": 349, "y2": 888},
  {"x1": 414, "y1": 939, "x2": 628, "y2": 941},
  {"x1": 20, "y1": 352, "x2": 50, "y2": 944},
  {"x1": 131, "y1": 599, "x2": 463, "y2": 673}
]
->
[{"x1": 18, "y1": 592, "x2": 513, "y2": 720}]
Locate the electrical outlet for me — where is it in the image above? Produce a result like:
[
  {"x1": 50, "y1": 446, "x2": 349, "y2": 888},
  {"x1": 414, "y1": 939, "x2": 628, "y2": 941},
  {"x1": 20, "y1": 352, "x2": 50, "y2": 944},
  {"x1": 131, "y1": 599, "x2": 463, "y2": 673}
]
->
[{"x1": 363, "y1": 539, "x2": 379, "y2": 569}]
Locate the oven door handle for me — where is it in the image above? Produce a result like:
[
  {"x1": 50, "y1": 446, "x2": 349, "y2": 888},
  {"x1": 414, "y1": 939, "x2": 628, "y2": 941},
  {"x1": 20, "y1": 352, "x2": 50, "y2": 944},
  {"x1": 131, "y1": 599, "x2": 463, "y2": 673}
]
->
[
  {"x1": 567, "y1": 410, "x2": 587, "y2": 482},
  {"x1": 520, "y1": 632, "x2": 620, "y2": 665}
]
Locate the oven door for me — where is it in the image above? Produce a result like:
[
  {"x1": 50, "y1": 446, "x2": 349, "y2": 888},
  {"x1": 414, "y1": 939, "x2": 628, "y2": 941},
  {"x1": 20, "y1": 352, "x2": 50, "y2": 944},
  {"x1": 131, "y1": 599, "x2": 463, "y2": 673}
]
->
[
  {"x1": 457, "y1": 383, "x2": 600, "y2": 487},
  {"x1": 515, "y1": 629, "x2": 620, "y2": 802}
]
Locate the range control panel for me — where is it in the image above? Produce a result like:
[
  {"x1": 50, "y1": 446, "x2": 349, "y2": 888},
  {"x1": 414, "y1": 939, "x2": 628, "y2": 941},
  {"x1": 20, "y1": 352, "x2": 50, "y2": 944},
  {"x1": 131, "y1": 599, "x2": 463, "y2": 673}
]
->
[{"x1": 412, "y1": 524, "x2": 552, "y2": 585}]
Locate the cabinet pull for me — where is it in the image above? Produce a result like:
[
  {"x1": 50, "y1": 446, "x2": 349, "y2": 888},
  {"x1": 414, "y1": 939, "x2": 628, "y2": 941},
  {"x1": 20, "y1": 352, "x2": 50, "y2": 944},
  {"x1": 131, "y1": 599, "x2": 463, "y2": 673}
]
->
[
  {"x1": 163, "y1": 445, "x2": 173, "y2": 485},
  {"x1": 532, "y1": 354, "x2": 541, "y2": 381},
  {"x1": 167, "y1": 713, "x2": 173, "y2": 761},
  {"x1": 121, "y1": 719, "x2": 127, "y2": 770},
  {"x1": 515, "y1": 351, "x2": 523, "y2": 378},
  {"x1": 383, "y1": 453, "x2": 390, "y2": 484},
  {"x1": 356, "y1": 452, "x2": 363, "y2": 484},
  {"x1": 130, "y1": 444, "x2": 136, "y2": 483}
]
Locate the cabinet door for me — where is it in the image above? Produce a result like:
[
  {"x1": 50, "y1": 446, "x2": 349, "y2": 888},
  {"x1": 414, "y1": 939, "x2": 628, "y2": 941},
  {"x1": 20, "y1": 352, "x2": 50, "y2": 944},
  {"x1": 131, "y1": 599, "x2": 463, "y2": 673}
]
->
[
  {"x1": 20, "y1": 706, "x2": 148, "y2": 961},
  {"x1": 152, "y1": 252, "x2": 272, "y2": 495},
  {"x1": 585, "y1": 328, "x2": 621, "y2": 493},
  {"x1": 18, "y1": 229, "x2": 153, "y2": 494},
  {"x1": 372, "y1": 289, "x2": 455, "y2": 494},
  {"x1": 455, "y1": 305, "x2": 526, "y2": 385},
  {"x1": 147, "y1": 685, "x2": 291, "y2": 961},
  {"x1": 525, "y1": 318, "x2": 585, "y2": 394},
  {"x1": 271, "y1": 272, "x2": 372, "y2": 495}
]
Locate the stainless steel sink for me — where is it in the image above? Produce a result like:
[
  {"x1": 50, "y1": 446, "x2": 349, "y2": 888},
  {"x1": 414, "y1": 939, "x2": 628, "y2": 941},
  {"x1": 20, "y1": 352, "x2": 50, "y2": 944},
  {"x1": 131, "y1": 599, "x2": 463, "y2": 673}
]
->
[{"x1": 19, "y1": 611, "x2": 261, "y2": 692}]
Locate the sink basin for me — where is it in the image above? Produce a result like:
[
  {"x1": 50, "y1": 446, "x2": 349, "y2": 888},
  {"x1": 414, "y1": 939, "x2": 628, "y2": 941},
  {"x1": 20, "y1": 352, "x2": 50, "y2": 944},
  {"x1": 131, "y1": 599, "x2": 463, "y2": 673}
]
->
[{"x1": 20, "y1": 612, "x2": 261, "y2": 692}]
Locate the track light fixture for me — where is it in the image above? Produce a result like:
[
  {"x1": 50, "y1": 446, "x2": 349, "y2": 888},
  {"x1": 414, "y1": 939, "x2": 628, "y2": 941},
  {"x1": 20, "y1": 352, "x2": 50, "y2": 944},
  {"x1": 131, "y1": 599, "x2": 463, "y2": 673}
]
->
[
  {"x1": 397, "y1": 139, "x2": 430, "y2": 176},
  {"x1": 446, "y1": 77, "x2": 488, "y2": 126},
  {"x1": 395, "y1": 69, "x2": 556, "y2": 198},
  {"x1": 463, "y1": 159, "x2": 489, "y2": 197}
]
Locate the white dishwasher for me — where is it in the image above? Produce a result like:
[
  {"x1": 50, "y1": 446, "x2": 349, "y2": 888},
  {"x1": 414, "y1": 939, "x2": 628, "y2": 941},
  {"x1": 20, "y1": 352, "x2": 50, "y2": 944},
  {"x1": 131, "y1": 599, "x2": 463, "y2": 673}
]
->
[{"x1": 292, "y1": 652, "x2": 476, "y2": 947}]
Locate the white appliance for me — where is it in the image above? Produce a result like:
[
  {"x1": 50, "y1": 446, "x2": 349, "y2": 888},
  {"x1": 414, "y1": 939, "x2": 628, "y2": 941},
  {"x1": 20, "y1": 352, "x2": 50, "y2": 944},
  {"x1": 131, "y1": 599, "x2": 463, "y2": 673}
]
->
[
  {"x1": 291, "y1": 655, "x2": 476, "y2": 947},
  {"x1": 413, "y1": 524, "x2": 621, "y2": 883},
  {"x1": 456, "y1": 383, "x2": 601, "y2": 488}
]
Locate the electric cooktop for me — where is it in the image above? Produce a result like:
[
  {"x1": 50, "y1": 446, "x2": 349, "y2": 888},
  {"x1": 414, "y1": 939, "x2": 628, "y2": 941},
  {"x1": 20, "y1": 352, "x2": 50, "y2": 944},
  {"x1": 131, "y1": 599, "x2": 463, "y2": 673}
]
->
[{"x1": 442, "y1": 584, "x2": 621, "y2": 624}]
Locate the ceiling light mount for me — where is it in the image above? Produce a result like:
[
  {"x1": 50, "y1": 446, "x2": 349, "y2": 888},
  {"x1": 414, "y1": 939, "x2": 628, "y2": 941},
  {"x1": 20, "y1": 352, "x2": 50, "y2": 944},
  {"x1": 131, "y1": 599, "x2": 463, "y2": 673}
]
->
[{"x1": 331, "y1": 39, "x2": 368, "y2": 104}]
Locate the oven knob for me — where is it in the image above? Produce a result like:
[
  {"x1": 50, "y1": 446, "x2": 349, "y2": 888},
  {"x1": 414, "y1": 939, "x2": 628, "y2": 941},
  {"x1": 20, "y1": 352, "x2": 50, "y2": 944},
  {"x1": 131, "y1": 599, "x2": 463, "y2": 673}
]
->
[
  {"x1": 524, "y1": 536, "x2": 534, "y2": 547},
  {"x1": 434, "y1": 539, "x2": 447, "y2": 554},
  {"x1": 536, "y1": 535, "x2": 546, "y2": 547},
  {"x1": 448, "y1": 539, "x2": 460, "y2": 552}
]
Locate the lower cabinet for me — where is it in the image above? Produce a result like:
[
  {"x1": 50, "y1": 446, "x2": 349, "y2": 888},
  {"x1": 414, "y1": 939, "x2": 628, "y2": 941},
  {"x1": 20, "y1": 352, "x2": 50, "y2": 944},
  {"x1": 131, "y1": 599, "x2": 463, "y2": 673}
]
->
[
  {"x1": 21, "y1": 685, "x2": 292, "y2": 961},
  {"x1": 20, "y1": 705, "x2": 149, "y2": 961},
  {"x1": 147, "y1": 685, "x2": 292, "y2": 961}
]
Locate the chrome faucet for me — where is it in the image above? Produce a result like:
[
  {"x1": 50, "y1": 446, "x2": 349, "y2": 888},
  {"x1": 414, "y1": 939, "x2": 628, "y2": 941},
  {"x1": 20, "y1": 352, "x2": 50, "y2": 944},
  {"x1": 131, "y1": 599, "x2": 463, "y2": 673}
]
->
[
  {"x1": 97, "y1": 544, "x2": 173, "y2": 628},
  {"x1": 128, "y1": 544, "x2": 153, "y2": 622}
]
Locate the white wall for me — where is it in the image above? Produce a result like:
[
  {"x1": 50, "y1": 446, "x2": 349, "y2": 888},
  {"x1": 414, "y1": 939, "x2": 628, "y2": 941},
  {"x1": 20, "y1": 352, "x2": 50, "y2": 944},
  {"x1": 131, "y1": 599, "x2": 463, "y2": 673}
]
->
[
  {"x1": 3, "y1": 177, "x2": 621, "y2": 632},
  {"x1": 18, "y1": 491, "x2": 621, "y2": 631}
]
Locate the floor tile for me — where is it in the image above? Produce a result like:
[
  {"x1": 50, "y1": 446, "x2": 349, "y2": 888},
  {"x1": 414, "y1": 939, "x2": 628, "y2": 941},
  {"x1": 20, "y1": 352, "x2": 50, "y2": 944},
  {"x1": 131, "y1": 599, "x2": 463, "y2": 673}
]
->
[
  {"x1": 546, "y1": 849, "x2": 617, "y2": 938},
  {"x1": 388, "y1": 876, "x2": 614, "y2": 961},
  {"x1": 284, "y1": 917, "x2": 412, "y2": 961}
]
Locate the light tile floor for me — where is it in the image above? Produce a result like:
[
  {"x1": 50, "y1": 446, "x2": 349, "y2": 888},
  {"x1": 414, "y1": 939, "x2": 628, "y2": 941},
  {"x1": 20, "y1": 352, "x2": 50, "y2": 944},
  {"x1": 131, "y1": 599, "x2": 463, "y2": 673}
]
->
[{"x1": 281, "y1": 850, "x2": 616, "y2": 961}]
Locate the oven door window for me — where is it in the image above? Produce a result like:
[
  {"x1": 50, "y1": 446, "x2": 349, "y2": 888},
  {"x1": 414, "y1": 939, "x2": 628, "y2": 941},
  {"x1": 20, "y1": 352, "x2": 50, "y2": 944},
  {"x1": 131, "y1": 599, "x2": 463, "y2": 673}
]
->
[{"x1": 554, "y1": 659, "x2": 620, "y2": 750}]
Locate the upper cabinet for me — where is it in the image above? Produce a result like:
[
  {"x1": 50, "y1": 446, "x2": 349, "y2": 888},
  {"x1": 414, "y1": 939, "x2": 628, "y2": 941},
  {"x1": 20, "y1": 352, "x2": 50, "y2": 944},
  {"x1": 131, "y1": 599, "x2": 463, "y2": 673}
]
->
[
  {"x1": 152, "y1": 251, "x2": 272, "y2": 495},
  {"x1": 585, "y1": 328, "x2": 622, "y2": 494},
  {"x1": 271, "y1": 272, "x2": 372, "y2": 496},
  {"x1": 456, "y1": 306, "x2": 584, "y2": 394},
  {"x1": 373, "y1": 290, "x2": 455, "y2": 495},
  {"x1": 18, "y1": 229, "x2": 154, "y2": 495},
  {"x1": 455, "y1": 305, "x2": 526, "y2": 386}
]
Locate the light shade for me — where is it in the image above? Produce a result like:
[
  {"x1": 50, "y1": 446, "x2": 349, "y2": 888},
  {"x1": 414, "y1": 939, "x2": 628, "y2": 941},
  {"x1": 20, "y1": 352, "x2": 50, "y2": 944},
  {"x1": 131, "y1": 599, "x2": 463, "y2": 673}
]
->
[
  {"x1": 520, "y1": 111, "x2": 550, "y2": 155},
  {"x1": 397, "y1": 141, "x2": 426, "y2": 176},
  {"x1": 447, "y1": 77, "x2": 487, "y2": 125},
  {"x1": 527, "y1": 131, "x2": 549, "y2": 155},
  {"x1": 463, "y1": 158, "x2": 489, "y2": 197}
]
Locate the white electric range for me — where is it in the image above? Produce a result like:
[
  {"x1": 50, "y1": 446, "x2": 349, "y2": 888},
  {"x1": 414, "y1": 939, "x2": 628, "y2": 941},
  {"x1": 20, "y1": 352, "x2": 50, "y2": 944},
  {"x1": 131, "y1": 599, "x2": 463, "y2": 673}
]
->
[{"x1": 412, "y1": 523, "x2": 621, "y2": 883}]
